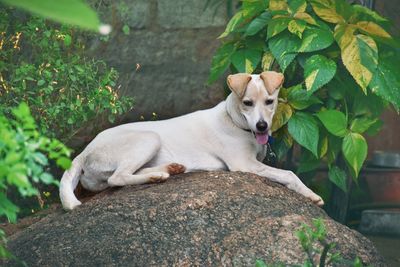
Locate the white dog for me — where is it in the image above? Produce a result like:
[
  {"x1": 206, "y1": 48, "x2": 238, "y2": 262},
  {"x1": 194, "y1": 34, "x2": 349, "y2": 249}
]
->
[{"x1": 60, "y1": 71, "x2": 324, "y2": 210}]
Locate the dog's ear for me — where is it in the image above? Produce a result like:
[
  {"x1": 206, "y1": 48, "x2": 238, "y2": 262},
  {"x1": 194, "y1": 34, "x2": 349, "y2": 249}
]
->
[
  {"x1": 260, "y1": 71, "x2": 284, "y2": 95},
  {"x1": 227, "y1": 73, "x2": 252, "y2": 98}
]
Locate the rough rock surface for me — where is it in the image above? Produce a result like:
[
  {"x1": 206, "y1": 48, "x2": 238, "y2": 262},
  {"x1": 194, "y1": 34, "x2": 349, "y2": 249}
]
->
[{"x1": 6, "y1": 171, "x2": 384, "y2": 266}]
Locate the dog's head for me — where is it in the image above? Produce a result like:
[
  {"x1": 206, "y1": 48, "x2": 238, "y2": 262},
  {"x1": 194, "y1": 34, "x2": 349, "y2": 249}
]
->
[{"x1": 227, "y1": 71, "x2": 284, "y2": 145}]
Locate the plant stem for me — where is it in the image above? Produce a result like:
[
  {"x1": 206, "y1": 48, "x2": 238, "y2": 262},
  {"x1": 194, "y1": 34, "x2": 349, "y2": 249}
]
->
[{"x1": 319, "y1": 244, "x2": 330, "y2": 267}]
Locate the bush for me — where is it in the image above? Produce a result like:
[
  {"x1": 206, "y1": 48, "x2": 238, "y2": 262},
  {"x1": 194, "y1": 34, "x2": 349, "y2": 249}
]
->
[
  {"x1": 0, "y1": 102, "x2": 71, "y2": 258},
  {"x1": 0, "y1": 8, "x2": 134, "y2": 143},
  {"x1": 209, "y1": 0, "x2": 400, "y2": 194},
  {"x1": 0, "y1": 2, "x2": 125, "y2": 260}
]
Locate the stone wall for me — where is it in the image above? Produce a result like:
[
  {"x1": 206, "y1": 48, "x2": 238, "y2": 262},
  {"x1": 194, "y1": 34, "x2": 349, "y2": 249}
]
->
[{"x1": 87, "y1": 0, "x2": 229, "y2": 120}]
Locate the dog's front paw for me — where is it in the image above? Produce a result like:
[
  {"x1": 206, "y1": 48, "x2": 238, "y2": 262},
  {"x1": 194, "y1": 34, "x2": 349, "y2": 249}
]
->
[{"x1": 307, "y1": 191, "x2": 324, "y2": 206}]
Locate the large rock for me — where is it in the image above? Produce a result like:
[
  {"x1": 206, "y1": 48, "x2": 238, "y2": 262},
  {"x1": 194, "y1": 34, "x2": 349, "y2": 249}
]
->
[{"x1": 6, "y1": 171, "x2": 384, "y2": 266}]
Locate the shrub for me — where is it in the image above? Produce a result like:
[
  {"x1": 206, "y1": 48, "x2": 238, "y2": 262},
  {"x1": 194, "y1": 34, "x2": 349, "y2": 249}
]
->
[
  {"x1": 0, "y1": 102, "x2": 71, "y2": 258},
  {"x1": 209, "y1": 0, "x2": 399, "y2": 194},
  {"x1": 0, "y1": 8, "x2": 134, "y2": 143}
]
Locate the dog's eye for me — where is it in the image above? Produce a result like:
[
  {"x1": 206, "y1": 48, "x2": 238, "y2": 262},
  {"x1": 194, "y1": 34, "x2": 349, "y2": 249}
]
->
[
  {"x1": 265, "y1": 99, "x2": 274, "y2": 105},
  {"x1": 243, "y1": 100, "x2": 253, "y2": 107}
]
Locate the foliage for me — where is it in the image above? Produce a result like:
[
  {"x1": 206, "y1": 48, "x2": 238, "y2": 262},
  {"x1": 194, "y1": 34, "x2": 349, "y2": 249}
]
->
[
  {"x1": 209, "y1": 0, "x2": 400, "y2": 193},
  {"x1": 0, "y1": 0, "x2": 104, "y2": 33},
  {"x1": 0, "y1": 3, "x2": 133, "y2": 260},
  {"x1": 0, "y1": 103, "x2": 71, "y2": 258},
  {"x1": 296, "y1": 218, "x2": 342, "y2": 266},
  {"x1": 256, "y1": 218, "x2": 365, "y2": 267},
  {"x1": 0, "y1": 9, "x2": 134, "y2": 142}
]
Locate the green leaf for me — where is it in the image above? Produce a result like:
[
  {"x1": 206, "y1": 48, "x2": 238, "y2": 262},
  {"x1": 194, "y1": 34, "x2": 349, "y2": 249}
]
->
[
  {"x1": 319, "y1": 135, "x2": 328, "y2": 158},
  {"x1": 369, "y1": 58, "x2": 400, "y2": 110},
  {"x1": 12, "y1": 102, "x2": 31, "y2": 119},
  {"x1": 267, "y1": 17, "x2": 291, "y2": 39},
  {"x1": 365, "y1": 119, "x2": 383, "y2": 136},
  {"x1": 272, "y1": 126, "x2": 294, "y2": 160},
  {"x1": 316, "y1": 110, "x2": 348, "y2": 137},
  {"x1": 298, "y1": 28, "x2": 334, "y2": 52},
  {"x1": 245, "y1": 11, "x2": 271, "y2": 36},
  {"x1": 350, "y1": 5, "x2": 389, "y2": 25},
  {"x1": 342, "y1": 132, "x2": 368, "y2": 177},
  {"x1": 287, "y1": 85, "x2": 322, "y2": 110},
  {"x1": 335, "y1": 26, "x2": 378, "y2": 93},
  {"x1": 261, "y1": 51, "x2": 275, "y2": 71},
  {"x1": 293, "y1": 12, "x2": 317, "y2": 25},
  {"x1": 288, "y1": 0, "x2": 306, "y2": 14},
  {"x1": 269, "y1": 0, "x2": 288, "y2": 11},
  {"x1": 219, "y1": 3, "x2": 267, "y2": 39},
  {"x1": 288, "y1": 112, "x2": 319, "y2": 157},
  {"x1": 288, "y1": 19, "x2": 306, "y2": 38},
  {"x1": 271, "y1": 102, "x2": 293, "y2": 132},
  {"x1": 304, "y1": 55, "x2": 336, "y2": 93},
  {"x1": 328, "y1": 166, "x2": 347, "y2": 192},
  {"x1": 327, "y1": 135, "x2": 342, "y2": 164},
  {"x1": 1, "y1": 0, "x2": 101, "y2": 32},
  {"x1": 5, "y1": 152, "x2": 21, "y2": 164},
  {"x1": 219, "y1": 10, "x2": 246, "y2": 38},
  {"x1": 297, "y1": 150, "x2": 320, "y2": 174},
  {"x1": 33, "y1": 152, "x2": 48, "y2": 166},
  {"x1": 64, "y1": 34, "x2": 72, "y2": 46},
  {"x1": 246, "y1": 37, "x2": 267, "y2": 51},
  {"x1": 40, "y1": 172, "x2": 55, "y2": 184},
  {"x1": 56, "y1": 156, "x2": 72, "y2": 170},
  {"x1": 231, "y1": 49, "x2": 262, "y2": 73},
  {"x1": 37, "y1": 79, "x2": 46, "y2": 86},
  {"x1": 122, "y1": 24, "x2": 130, "y2": 35},
  {"x1": 255, "y1": 259, "x2": 268, "y2": 267},
  {"x1": 356, "y1": 21, "x2": 391, "y2": 39},
  {"x1": 208, "y1": 42, "x2": 236, "y2": 83},
  {"x1": 7, "y1": 172, "x2": 30, "y2": 188},
  {"x1": 268, "y1": 32, "x2": 301, "y2": 72},
  {"x1": 0, "y1": 192, "x2": 19, "y2": 223},
  {"x1": 350, "y1": 117, "x2": 378, "y2": 134},
  {"x1": 309, "y1": 0, "x2": 346, "y2": 24}
]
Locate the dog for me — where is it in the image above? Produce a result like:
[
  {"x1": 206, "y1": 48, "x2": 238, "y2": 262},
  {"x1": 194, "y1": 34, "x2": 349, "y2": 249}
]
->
[{"x1": 60, "y1": 71, "x2": 324, "y2": 210}]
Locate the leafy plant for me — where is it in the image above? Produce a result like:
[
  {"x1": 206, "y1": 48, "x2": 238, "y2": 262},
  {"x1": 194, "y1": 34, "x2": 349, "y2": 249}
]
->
[
  {"x1": 209, "y1": 0, "x2": 399, "y2": 196},
  {"x1": 296, "y1": 218, "x2": 342, "y2": 266},
  {"x1": 0, "y1": 102, "x2": 71, "y2": 258},
  {"x1": 256, "y1": 218, "x2": 365, "y2": 267},
  {"x1": 0, "y1": 8, "x2": 134, "y2": 143},
  {"x1": 0, "y1": 2, "x2": 133, "y2": 260}
]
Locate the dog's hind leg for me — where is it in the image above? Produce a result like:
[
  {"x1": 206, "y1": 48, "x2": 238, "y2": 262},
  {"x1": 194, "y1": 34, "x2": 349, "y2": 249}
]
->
[
  {"x1": 107, "y1": 132, "x2": 169, "y2": 186},
  {"x1": 137, "y1": 163, "x2": 186, "y2": 175},
  {"x1": 108, "y1": 163, "x2": 187, "y2": 186},
  {"x1": 108, "y1": 164, "x2": 186, "y2": 186},
  {"x1": 107, "y1": 131, "x2": 174, "y2": 186}
]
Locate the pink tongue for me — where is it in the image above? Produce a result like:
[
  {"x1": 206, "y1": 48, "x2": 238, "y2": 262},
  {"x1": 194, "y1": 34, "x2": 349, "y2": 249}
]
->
[{"x1": 255, "y1": 133, "x2": 269, "y2": 145}]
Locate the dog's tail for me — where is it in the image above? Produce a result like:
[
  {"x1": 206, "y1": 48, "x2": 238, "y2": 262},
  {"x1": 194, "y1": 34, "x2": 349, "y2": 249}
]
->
[{"x1": 59, "y1": 154, "x2": 84, "y2": 210}]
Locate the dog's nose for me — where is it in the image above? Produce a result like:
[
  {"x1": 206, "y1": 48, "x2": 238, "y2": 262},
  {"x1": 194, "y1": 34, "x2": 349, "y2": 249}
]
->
[{"x1": 256, "y1": 121, "x2": 268, "y2": 132}]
